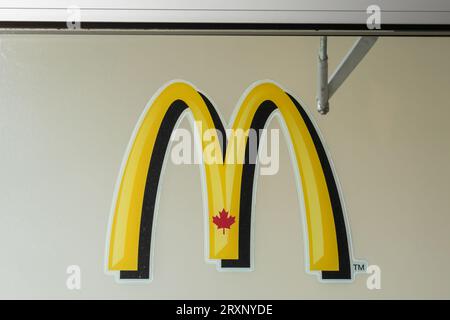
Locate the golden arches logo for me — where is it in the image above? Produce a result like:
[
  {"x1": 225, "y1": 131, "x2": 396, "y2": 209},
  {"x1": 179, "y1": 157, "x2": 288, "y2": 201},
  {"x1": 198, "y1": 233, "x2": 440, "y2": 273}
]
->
[{"x1": 106, "y1": 81, "x2": 353, "y2": 281}]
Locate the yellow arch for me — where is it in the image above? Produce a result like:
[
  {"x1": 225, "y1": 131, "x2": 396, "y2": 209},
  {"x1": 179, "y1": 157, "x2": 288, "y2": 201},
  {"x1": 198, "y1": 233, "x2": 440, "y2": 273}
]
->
[{"x1": 108, "y1": 82, "x2": 339, "y2": 273}]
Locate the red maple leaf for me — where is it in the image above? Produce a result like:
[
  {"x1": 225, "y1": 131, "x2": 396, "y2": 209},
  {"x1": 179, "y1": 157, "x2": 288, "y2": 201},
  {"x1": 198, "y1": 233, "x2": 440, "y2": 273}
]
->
[{"x1": 212, "y1": 209, "x2": 235, "y2": 234}]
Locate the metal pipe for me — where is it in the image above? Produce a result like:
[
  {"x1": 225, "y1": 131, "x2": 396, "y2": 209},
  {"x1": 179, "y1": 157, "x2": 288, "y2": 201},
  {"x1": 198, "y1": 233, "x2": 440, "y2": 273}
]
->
[
  {"x1": 0, "y1": 27, "x2": 449, "y2": 36},
  {"x1": 328, "y1": 36, "x2": 378, "y2": 98},
  {"x1": 317, "y1": 36, "x2": 329, "y2": 114}
]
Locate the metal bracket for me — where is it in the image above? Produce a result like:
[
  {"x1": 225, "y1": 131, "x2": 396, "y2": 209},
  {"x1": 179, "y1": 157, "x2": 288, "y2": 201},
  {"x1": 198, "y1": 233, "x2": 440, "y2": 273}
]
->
[{"x1": 317, "y1": 36, "x2": 378, "y2": 114}]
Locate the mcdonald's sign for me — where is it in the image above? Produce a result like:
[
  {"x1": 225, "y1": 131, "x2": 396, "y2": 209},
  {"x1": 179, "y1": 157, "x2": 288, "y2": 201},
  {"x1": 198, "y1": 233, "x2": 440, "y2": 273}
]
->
[{"x1": 106, "y1": 81, "x2": 357, "y2": 282}]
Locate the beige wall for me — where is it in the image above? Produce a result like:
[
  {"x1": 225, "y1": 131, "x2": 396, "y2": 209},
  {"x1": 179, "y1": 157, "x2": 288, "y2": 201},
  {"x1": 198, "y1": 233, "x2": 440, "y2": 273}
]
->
[{"x1": 0, "y1": 35, "x2": 449, "y2": 299}]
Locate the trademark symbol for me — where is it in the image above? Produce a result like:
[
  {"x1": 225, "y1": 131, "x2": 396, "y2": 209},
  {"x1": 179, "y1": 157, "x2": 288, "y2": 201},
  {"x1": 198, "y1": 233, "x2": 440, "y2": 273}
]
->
[{"x1": 353, "y1": 262, "x2": 366, "y2": 272}]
